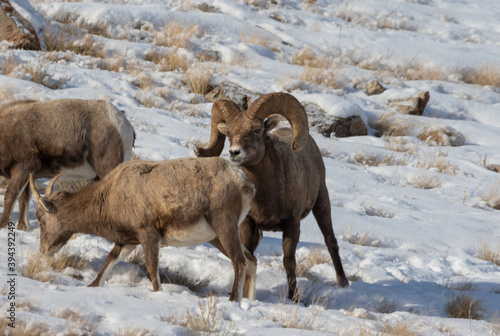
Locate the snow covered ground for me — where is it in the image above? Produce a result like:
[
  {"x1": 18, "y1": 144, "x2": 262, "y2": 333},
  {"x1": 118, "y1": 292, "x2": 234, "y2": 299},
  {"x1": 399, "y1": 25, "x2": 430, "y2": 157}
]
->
[{"x1": 1, "y1": 0, "x2": 499, "y2": 335}]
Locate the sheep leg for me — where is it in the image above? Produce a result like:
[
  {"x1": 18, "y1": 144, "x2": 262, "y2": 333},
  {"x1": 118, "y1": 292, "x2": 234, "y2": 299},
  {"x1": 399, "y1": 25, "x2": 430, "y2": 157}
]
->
[
  {"x1": 313, "y1": 183, "x2": 349, "y2": 288},
  {"x1": 209, "y1": 212, "x2": 247, "y2": 302},
  {"x1": 139, "y1": 232, "x2": 162, "y2": 291},
  {"x1": 239, "y1": 217, "x2": 261, "y2": 300},
  {"x1": 17, "y1": 185, "x2": 31, "y2": 231},
  {"x1": 0, "y1": 165, "x2": 30, "y2": 230},
  {"x1": 89, "y1": 244, "x2": 135, "y2": 287},
  {"x1": 282, "y1": 222, "x2": 300, "y2": 301}
]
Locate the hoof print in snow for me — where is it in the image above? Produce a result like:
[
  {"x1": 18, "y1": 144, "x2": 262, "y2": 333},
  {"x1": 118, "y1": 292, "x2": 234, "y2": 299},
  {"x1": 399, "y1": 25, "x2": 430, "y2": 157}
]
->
[
  {"x1": 366, "y1": 80, "x2": 386, "y2": 96},
  {"x1": 0, "y1": 0, "x2": 41, "y2": 50},
  {"x1": 390, "y1": 91, "x2": 430, "y2": 116}
]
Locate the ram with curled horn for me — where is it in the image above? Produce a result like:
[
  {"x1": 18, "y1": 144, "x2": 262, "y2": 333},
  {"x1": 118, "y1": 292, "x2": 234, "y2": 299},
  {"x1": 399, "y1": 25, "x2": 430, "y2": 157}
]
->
[{"x1": 195, "y1": 92, "x2": 349, "y2": 300}]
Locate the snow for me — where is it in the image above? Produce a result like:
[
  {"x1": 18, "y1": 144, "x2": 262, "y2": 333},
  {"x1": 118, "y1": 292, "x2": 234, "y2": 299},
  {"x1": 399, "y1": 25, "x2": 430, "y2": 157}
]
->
[{"x1": 1, "y1": 0, "x2": 500, "y2": 335}]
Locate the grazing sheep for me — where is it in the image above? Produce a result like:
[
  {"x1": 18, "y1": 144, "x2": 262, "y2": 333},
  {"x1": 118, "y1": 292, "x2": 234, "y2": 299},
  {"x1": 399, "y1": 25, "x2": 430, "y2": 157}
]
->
[
  {"x1": 29, "y1": 157, "x2": 256, "y2": 302},
  {"x1": 0, "y1": 99, "x2": 135, "y2": 230},
  {"x1": 195, "y1": 92, "x2": 349, "y2": 300}
]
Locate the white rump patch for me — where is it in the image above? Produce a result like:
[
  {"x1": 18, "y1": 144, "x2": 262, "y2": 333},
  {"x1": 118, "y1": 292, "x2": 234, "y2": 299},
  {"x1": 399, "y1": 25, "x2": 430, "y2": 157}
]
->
[{"x1": 162, "y1": 217, "x2": 217, "y2": 247}]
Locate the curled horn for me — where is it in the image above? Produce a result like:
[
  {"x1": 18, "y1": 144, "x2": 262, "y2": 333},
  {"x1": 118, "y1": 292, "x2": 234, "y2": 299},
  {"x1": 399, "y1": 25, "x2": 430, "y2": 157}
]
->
[
  {"x1": 194, "y1": 100, "x2": 241, "y2": 157},
  {"x1": 246, "y1": 92, "x2": 309, "y2": 151},
  {"x1": 45, "y1": 174, "x2": 62, "y2": 198}
]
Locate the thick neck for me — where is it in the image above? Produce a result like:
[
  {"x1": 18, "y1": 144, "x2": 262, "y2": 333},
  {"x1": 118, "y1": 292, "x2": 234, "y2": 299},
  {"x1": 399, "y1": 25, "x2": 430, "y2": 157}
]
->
[{"x1": 54, "y1": 182, "x2": 108, "y2": 238}]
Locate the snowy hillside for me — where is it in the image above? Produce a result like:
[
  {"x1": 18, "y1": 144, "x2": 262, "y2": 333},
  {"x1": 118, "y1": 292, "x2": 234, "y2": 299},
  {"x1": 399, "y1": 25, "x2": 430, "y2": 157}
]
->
[{"x1": 1, "y1": 0, "x2": 499, "y2": 335}]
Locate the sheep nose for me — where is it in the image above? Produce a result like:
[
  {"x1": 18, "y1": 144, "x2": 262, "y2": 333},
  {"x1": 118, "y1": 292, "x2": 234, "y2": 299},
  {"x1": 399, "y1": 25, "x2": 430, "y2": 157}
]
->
[{"x1": 229, "y1": 149, "x2": 241, "y2": 158}]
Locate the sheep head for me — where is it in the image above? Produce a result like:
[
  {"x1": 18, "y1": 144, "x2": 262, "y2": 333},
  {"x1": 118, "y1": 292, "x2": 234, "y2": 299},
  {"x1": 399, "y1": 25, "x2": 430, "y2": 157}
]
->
[
  {"x1": 29, "y1": 174, "x2": 72, "y2": 256},
  {"x1": 195, "y1": 92, "x2": 309, "y2": 166}
]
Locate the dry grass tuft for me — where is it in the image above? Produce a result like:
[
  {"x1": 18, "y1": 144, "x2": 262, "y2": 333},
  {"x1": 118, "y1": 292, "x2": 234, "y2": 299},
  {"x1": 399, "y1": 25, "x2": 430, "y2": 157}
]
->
[
  {"x1": 379, "y1": 320, "x2": 419, "y2": 336},
  {"x1": 145, "y1": 48, "x2": 191, "y2": 72},
  {"x1": 406, "y1": 174, "x2": 442, "y2": 189},
  {"x1": 0, "y1": 54, "x2": 18, "y2": 76},
  {"x1": 477, "y1": 235, "x2": 500, "y2": 266},
  {"x1": 153, "y1": 20, "x2": 199, "y2": 49},
  {"x1": 44, "y1": 22, "x2": 108, "y2": 59},
  {"x1": 51, "y1": 307, "x2": 101, "y2": 335},
  {"x1": 351, "y1": 150, "x2": 410, "y2": 167},
  {"x1": 341, "y1": 224, "x2": 380, "y2": 247},
  {"x1": 22, "y1": 248, "x2": 88, "y2": 282},
  {"x1": 371, "y1": 112, "x2": 416, "y2": 138},
  {"x1": 299, "y1": 66, "x2": 342, "y2": 89},
  {"x1": 414, "y1": 156, "x2": 459, "y2": 175},
  {"x1": 184, "y1": 64, "x2": 212, "y2": 94},
  {"x1": 445, "y1": 293, "x2": 484, "y2": 320},
  {"x1": 458, "y1": 64, "x2": 500, "y2": 87},
  {"x1": 418, "y1": 125, "x2": 465, "y2": 147},
  {"x1": 1, "y1": 320, "x2": 51, "y2": 336},
  {"x1": 240, "y1": 30, "x2": 279, "y2": 52},
  {"x1": 174, "y1": 292, "x2": 236, "y2": 336},
  {"x1": 491, "y1": 311, "x2": 500, "y2": 336},
  {"x1": 484, "y1": 182, "x2": 500, "y2": 210},
  {"x1": 372, "y1": 298, "x2": 397, "y2": 314},
  {"x1": 22, "y1": 251, "x2": 55, "y2": 282},
  {"x1": 115, "y1": 325, "x2": 157, "y2": 336}
]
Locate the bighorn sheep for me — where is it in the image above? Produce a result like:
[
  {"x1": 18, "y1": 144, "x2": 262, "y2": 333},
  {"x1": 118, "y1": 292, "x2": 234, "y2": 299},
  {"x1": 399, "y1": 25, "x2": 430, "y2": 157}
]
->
[
  {"x1": 29, "y1": 157, "x2": 255, "y2": 302},
  {"x1": 195, "y1": 92, "x2": 349, "y2": 300},
  {"x1": 0, "y1": 99, "x2": 135, "y2": 230}
]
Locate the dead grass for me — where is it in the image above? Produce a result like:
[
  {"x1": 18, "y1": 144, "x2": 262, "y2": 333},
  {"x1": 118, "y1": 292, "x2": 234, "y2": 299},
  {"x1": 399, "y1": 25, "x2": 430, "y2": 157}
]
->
[
  {"x1": 291, "y1": 47, "x2": 328, "y2": 68},
  {"x1": 0, "y1": 54, "x2": 18, "y2": 76},
  {"x1": 379, "y1": 320, "x2": 419, "y2": 336},
  {"x1": 351, "y1": 150, "x2": 410, "y2": 167},
  {"x1": 299, "y1": 66, "x2": 342, "y2": 89},
  {"x1": 477, "y1": 235, "x2": 500, "y2": 266},
  {"x1": 51, "y1": 307, "x2": 101, "y2": 335},
  {"x1": 184, "y1": 64, "x2": 212, "y2": 94},
  {"x1": 406, "y1": 174, "x2": 442, "y2": 189},
  {"x1": 414, "y1": 156, "x2": 459, "y2": 175},
  {"x1": 145, "y1": 49, "x2": 191, "y2": 72},
  {"x1": 160, "y1": 292, "x2": 236, "y2": 336},
  {"x1": 418, "y1": 125, "x2": 465, "y2": 147},
  {"x1": 341, "y1": 224, "x2": 380, "y2": 247},
  {"x1": 115, "y1": 325, "x2": 157, "y2": 336},
  {"x1": 372, "y1": 298, "x2": 397, "y2": 314},
  {"x1": 22, "y1": 248, "x2": 88, "y2": 283},
  {"x1": 458, "y1": 63, "x2": 500, "y2": 87},
  {"x1": 371, "y1": 112, "x2": 417, "y2": 138},
  {"x1": 445, "y1": 293, "x2": 484, "y2": 320},
  {"x1": 484, "y1": 182, "x2": 500, "y2": 210},
  {"x1": 491, "y1": 311, "x2": 500, "y2": 336},
  {"x1": 1, "y1": 320, "x2": 51, "y2": 336},
  {"x1": 240, "y1": 30, "x2": 279, "y2": 52},
  {"x1": 153, "y1": 20, "x2": 199, "y2": 49},
  {"x1": 22, "y1": 251, "x2": 55, "y2": 282},
  {"x1": 271, "y1": 293, "x2": 327, "y2": 331},
  {"x1": 44, "y1": 22, "x2": 108, "y2": 59},
  {"x1": 18, "y1": 56, "x2": 70, "y2": 90}
]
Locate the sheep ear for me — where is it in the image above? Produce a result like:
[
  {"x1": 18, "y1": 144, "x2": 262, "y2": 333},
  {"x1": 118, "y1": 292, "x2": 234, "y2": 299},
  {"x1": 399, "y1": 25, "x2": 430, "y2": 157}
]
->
[
  {"x1": 264, "y1": 115, "x2": 281, "y2": 134},
  {"x1": 40, "y1": 199, "x2": 57, "y2": 214},
  {"x1": 217, "y1": 123, "x2": 228, "y2": 135}
]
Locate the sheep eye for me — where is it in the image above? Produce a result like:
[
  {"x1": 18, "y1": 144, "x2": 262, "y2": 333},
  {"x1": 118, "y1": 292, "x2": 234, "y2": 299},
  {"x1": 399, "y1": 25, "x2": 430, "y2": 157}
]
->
[{"x1": 253, "y1": 129, "x2": 263, "y2": 135}]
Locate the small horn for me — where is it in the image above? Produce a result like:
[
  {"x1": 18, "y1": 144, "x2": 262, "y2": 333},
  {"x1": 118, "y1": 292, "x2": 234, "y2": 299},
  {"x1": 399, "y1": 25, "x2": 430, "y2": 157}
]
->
[
  {"x1": 246, "y1": 92, "x2": 309, "y2": 151},
  {"x1": 195, "y1": 100, "x2": 241, "y2": 157},
  {"x1": 29, "y1": 174, "x2": 41, "y2": 203},
  {"x1": 46, "y1": 174, "x2": 62, "y2": 198}
]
